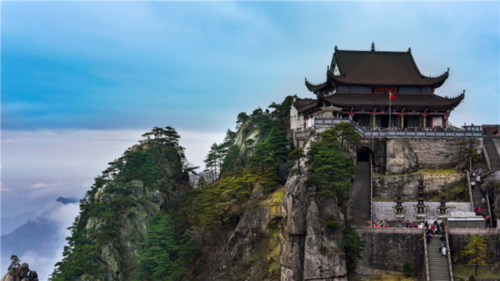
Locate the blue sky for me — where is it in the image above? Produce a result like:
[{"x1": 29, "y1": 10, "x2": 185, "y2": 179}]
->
[
  {"x1": 1, "y1": 1, "x2": 499, "y2": 278},
  {"x1": 3, "y1": 1, "x2": 499, "y2": 132},
  {"x1": 2, "y1": 1, "x2": 499, "y2": 213}
]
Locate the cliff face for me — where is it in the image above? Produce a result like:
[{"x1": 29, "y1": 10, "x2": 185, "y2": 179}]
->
[
  {"x1": 79, "y1": 147, "x2": 191, "y2": 281},
  {"x1": 51, "y1": 98, "x2": 352, "y2": 281},
  {"x1": 280, "y1": 169, "x2": 347, "y2": 281},
  {"x1": 50, "y1": 129, "x2": 192, "y2": 281},
  {"x1": 80, "y1": 180, "x2": 177, "y2": 281}
]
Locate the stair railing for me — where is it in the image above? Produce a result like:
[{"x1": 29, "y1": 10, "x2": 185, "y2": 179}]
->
[
  {"x1": 423, "y1": 230, "x2": 431, "y2": 281},
  {"x1": 466, "y1": 172, "x2": 474, "y2": 212},
  {"x1": 445, "y1": 230, "x2": 454, "y2": 281},
  {"x1": 370, "y1": 153, "x2": 373, "y2": 228},
  {"x1": 486, "y1": 192, "x2": 493, "y2": 227},
  {"x1": 483, "y1": 138, "x2": 492, "y2": 170}
]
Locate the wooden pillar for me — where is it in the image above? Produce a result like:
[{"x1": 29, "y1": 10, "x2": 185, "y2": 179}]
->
[
  {"x1": 423, "y1": 115, "x2": 426, "y2": 129},
  {"x1": 372, "y1": 114, "x2": 376, "y2": 128},
  {"x1": 401, "y1": 115, "x2": 404, "y2": 129}
]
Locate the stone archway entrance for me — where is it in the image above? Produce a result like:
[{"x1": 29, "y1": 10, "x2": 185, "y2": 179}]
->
[{"x1": 357, "y1": 147, "x2": 373, "y2": 162}]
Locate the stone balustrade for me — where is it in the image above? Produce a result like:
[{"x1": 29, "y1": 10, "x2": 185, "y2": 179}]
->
[{"x1": 314, "y1": 117, "x2": 483, "y2": 138}]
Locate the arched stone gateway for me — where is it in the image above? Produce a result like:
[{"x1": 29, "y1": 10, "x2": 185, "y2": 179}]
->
[{"x1": 357, "y1": 146, "x2": 373, "y2": 162}]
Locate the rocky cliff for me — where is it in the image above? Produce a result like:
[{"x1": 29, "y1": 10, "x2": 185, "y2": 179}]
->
[
  {"x1": 48, "y1": 97, "x2": 358, "y2": 281},
  {"x1": 281, "y1": 174, "x2": 348, "y2": 281},
  {"x1": 1, "y1": 263, "x2": 38, "y2": 281},
  {"x1": 50, "y1": 128, "x2": 191, "y2": 281}
]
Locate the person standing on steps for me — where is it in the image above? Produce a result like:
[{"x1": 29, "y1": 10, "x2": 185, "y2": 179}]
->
[
  {"x1": 440, "y1": 231, "x2": 446, "y2": 247},
  {"x1": 441, "y1": 246, "x2": 447, "y2": 257},
  {"x1": 426, "y1": 231, "x2": 431, "y2": 245}
]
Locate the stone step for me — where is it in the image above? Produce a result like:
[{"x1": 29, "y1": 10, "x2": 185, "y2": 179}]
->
[
  {"x1": 427, "y1": 238, "x2": 451, "y2": 281},
  {"x1": 484, "y1": 138, "x2": 500, "y2": 170},
  {"x1": 351, "y1": 161, "x2": 371, "y2": 226}
]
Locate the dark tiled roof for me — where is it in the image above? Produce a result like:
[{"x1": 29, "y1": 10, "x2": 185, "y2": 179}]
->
[
  {"x1": 321, "y1": 93, "x2": 464, "y2": 110},
  {"x1": 305, "y1": 78, "x2": 328, "y2": 92},
  {"x1": 331, "y1": 50, "x2": 449, "y2": 87},
  {"x1": 293, "y1": 98, "x2": 318, "y2": 112},
  {"x1": 304, "y1": 47, "x2": 451, "y2": 92}
]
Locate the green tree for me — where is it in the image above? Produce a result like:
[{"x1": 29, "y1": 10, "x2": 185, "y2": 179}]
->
[
  {"x1": 268, "y1": 95, "x2": 294, "y2": 118},
  {"x1": 196, "y1": 176, "x2": 208, "y2": 189},
  {"x1": 288, "y1": 148, "x2": 306, "y2": 175},
  {"x1": 236, "y1": 112, "x2": 250, "y2": 129},
  {"x1": 341, "y1": 225, "x2": 365, "y2": 271},
  {"x1": 135, "y1": 211, "x2": 200, "y2": 281},
  {"x1": 331, "y1": 122, "x2": 361, "y2": 148},
  {"x1": 461, "y1": 234, "x2": 486, "y2": 276},
  {"x1": 251, "y1": 107, "x2": 263, "y2": 118},
  {"x1": 8, "y1": 255, "x2": 20, "y2": 272},
  {"x1": 306, "y1": 128, "x2": 355, "y2": 197},
  {"x1": 266, "y1": 128, "x2": 289, "y2": 163},
  {"x1": 468, "y1": 275, "x2": 476, "y2": 281},
  {"x1": 244, "y1": 139, "x2": 255, "y2": 157},
  {"x1": 403, "y1": 261, "x2": 412, "y2": 277}
]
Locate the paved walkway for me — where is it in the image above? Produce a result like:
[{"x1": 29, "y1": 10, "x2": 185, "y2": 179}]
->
[
  {"x1": 484, "y1": 136, "x2": 500, "y2": 170},
  {"x1": 427, "y1": 236, "x2": 451, "y2": 281},
  {"x1": 351, "y1": 161, "x2": 371, "y2": 227}
]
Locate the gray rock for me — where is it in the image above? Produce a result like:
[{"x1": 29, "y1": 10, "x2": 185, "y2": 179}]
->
[
  {"x1": 303, "y1": 200, "x2": 347, "y2": 280},
  {"x1": 280, "y1": 235, "x2": 305, "y2": 281},
  {"x1": 28, "y1": 271, "x2": 37, "y2": 281},
  {"x1": 386, "y1": 139, "x2": 418, "y2": 174},
  {"x1": 0, "y1": 273, "x2": 14, "y2": 281},
  {"x1": 284, "y1": 175, "x2": 309, "y2": 235}
]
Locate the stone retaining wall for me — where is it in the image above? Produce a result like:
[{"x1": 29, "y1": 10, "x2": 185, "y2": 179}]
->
[
  {"x1": 372, "y1": 202, "x2": 471, "y2": 221},
  {"x1": 448, "y1": 229, "x2": 500, "y2": 264},
  {"x1": 355, "y1": 228, "x2": 425, "y2": 277},
  {"x1": 373, "y1": 172, "x2": 466, "y2": 200},
  {"x1": 361, "y1": 138, "x2": 483, "y2": 175}
]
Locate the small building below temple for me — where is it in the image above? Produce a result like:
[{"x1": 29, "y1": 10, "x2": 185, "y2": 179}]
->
[{"x1": 291, "y1": 43, "x2": 465, "y2": 131}]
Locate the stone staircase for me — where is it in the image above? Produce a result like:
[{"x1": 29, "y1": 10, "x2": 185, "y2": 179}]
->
[
  {"x1": 484, "y1": 137, "x2": 500, "y2": 170},
  {"x1": 427, "y1": 237, "x2": 451, "y2": 281},
  {"x1": 472, "y1": 182, "x2": 489, "y2": 217},
  {"x1": 351, "y1": 161, "x2": 371, "y2": 227}
]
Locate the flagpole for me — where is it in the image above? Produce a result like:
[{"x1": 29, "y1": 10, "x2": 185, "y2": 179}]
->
[{"x1": 389, "y1": 90, "x2": 391, "y2": 129}]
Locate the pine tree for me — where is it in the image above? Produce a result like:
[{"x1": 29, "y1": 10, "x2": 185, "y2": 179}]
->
[
  {"x1": 266, "y1": 128, "x2": 289, "y2": 163},
  {"x1": 8, "y1": 255, "x2": 20, "y2": 272},
  {"x1": 461, "y1": 234, "x2": 486, "y2": 276},
  {"x1": 341, "y1": 225, "x2": 365, "y2": 271},
  {"x1": 236, "y1": 112, "x2": 250, "y2": 129},
  {"x1": 244, "y1": 139, "x2": 255, "y2": 157},
  {"x1": 288, "y1": 148, "x2": 306, "y2": 175}
]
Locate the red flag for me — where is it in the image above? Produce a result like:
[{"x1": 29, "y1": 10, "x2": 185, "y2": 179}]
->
[{"x1": 390, "y1": 92, "x2": 397, "y2": 100}]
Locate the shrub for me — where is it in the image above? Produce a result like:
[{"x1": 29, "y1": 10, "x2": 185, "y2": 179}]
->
[
  {"x1": 326, "y1": 221, "x2": 341, "y2": 230},
  {"x1": 403, "y1": 261, "x2": 412, "y2": 277},
  {"x1": 469, "y1": 275, "x2": 476, "y2": 281},
  {"x1": 127, "y1": 211, "x2": 137, "y2": 218}
]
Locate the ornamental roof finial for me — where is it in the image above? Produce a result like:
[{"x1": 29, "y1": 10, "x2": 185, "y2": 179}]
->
[
  {"x1": 335, "y1": 45, "x2": 338, "y2": 51},
  {"x1": 371, "y1": 42, "x2": 375, "y2": 52},
  {"x1": 408, "y1": 47, "x2": 411, "y2": 53}
]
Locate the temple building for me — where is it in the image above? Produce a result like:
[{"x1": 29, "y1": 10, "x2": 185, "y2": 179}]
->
[{"x1": 291, "y1": 43, "x2": 465, "y2": 131}]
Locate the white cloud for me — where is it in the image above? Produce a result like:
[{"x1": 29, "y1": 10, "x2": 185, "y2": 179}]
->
[
  {"x1": 2, "y1": 129, "x2": 225, "y2": 218},
  {"x1": 30, "y1": 182, "x2": 64, "y2": 189},
  {"x1": 31, "y1": 183, "x2": 49, "y2": 189}
]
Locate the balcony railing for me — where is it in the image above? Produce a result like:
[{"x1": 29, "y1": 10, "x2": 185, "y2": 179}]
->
[{"x1": 314, "y1": 117, "x2": 483, "y2": 138}]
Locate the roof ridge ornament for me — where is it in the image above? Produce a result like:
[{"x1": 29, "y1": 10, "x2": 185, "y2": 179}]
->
[
  {"x1": 371, "y1": 42, "x2": 375, "y2": 52},
  {"x1": 408, "y1": 47, "x2": 411, "y2": 53},
  {"x1": 335, "y1": 45, "x2": 338, "y2": 51}
]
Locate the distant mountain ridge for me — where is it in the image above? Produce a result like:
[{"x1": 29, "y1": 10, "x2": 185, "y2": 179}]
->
[
  {"x1": 56, "y1": 197, "x2": 79, "y2": 205},
  {"x1": 1, "y1": 197, "x2": 80, "y2": 273}
]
